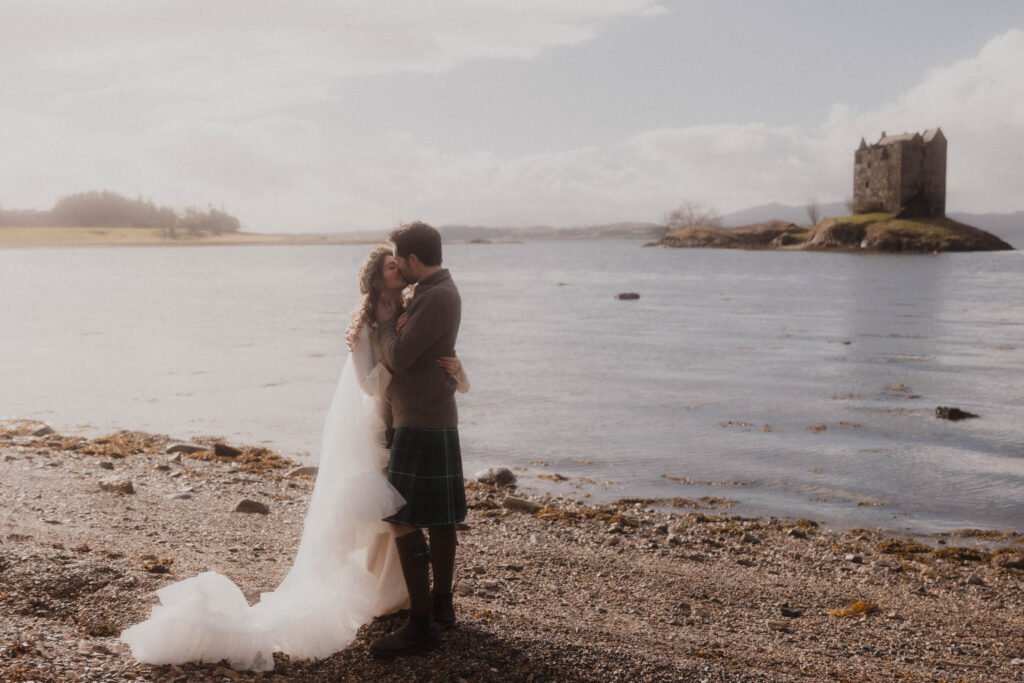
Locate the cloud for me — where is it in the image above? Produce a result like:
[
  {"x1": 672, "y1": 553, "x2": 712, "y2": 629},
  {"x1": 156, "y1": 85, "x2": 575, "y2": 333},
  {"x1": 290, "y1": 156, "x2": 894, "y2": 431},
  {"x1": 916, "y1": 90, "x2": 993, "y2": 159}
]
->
[
  {"x1": 318, "y1": 23, "x2": 1024, "y2": 230},
  {"x1": 0, "y1": 1, "x2": 665, "y2": 223},
  {"x1": 0, "y1": 11, "x2": 1021, "y2": 231}
]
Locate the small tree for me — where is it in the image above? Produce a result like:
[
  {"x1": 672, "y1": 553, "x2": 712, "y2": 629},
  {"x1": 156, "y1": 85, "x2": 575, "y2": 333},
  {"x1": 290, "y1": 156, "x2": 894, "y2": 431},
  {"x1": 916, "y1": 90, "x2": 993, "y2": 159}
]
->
[
  {"x1": 664, "y1": 201, "x2": 723, "y2": 230},
  {"x1": 806, "y1": 198, "x2": 821, "y2": 226}
]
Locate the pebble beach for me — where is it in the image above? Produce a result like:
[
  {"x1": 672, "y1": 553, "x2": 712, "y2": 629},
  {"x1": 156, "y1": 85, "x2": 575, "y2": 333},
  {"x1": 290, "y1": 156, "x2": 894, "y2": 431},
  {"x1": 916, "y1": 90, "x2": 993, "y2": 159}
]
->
[{"x1": 1, "y1": 420, "x2": 1023, "y2": 682}]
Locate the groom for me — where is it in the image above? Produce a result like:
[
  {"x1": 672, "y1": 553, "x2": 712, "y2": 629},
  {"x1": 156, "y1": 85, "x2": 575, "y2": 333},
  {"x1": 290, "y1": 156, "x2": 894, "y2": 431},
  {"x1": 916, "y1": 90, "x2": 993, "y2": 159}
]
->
[{"x1": 371, "y1": 221, "x2": 466, "y2": 658}]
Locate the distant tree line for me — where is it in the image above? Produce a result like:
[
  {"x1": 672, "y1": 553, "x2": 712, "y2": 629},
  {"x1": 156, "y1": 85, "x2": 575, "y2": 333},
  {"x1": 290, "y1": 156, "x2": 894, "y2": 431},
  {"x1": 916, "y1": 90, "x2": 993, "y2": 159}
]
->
[{"x1": 0, "y1": 190, "x2": 241, "y2": 237}]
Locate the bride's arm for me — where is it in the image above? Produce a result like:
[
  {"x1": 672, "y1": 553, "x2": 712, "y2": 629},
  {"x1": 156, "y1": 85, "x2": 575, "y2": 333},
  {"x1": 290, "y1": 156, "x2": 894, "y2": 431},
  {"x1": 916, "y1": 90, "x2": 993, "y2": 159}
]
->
[
  {"x1": 351, "y1": 325, "x2": 392, "y2": 398},
  {"x1": 437, "y1": 355, "x2": 470, "y2": 393}
]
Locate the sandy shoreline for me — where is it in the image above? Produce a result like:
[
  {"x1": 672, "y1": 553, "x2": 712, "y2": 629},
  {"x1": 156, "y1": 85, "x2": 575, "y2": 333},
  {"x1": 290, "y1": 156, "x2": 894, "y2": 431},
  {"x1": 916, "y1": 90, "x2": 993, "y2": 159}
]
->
[{"x1": 1, "y1": 420, "x2": 1022, "y2": 682}]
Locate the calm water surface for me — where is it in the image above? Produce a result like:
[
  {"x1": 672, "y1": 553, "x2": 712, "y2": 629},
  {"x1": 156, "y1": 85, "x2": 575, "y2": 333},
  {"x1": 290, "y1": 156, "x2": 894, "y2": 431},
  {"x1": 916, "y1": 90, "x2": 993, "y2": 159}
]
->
[{"x1": 2, "y1": 241, "x2": 1022, "y2": 534}]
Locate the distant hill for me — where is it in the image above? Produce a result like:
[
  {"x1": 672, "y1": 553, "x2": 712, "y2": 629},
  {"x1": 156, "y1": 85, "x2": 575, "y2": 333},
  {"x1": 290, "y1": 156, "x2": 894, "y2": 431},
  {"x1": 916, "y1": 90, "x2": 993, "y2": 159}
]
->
[
  {"x1": 948, "y1": 211, "x2": 1024, "y2": 248},
  {"x1": 721, "y1": 202, "x2": 848, "y2": 228},
  {"x1": 336, "y1": 222, "x2": 664, "y2": 243}
]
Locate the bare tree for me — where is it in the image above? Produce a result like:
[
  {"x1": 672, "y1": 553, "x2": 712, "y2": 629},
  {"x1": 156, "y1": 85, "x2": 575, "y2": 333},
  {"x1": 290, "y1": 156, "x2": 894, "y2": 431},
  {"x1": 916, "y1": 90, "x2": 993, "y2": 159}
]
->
[
  {"x1": 805, "y1": 198, "x2": 821, "y2": 226},
  {"x1": 664, "y1": 201, "x2": 723, "y2": 230}
]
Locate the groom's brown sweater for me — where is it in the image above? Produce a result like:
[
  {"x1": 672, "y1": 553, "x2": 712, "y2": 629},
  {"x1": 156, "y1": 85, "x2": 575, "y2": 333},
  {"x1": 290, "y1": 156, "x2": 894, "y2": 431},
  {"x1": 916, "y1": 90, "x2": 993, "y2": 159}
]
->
[{"x1": 379, "y1": 268, "x2": 462, "y2": 429}]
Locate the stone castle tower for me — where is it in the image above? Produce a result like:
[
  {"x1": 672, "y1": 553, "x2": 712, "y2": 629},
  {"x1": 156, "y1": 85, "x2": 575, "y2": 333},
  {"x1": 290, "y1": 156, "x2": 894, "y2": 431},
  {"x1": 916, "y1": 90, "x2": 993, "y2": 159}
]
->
[{"x1": 853, "y1": 129, "x2": 946, "y2": 217}]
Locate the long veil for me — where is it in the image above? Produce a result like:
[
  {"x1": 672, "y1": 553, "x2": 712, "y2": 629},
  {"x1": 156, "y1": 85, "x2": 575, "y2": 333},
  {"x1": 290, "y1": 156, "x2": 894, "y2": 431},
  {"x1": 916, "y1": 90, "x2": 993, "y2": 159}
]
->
[{"x1": 121, "y1": 355, "x2": 407, "y2": 671}]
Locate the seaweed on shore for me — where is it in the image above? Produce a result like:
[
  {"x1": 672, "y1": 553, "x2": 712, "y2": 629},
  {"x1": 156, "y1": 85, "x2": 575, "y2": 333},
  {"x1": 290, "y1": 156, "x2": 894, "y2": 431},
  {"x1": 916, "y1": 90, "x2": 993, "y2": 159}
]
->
[
  {"x1": 534, "y1": 506, "x2": 639, "y2": 528},
  {"x1": 931, "y1": 546, "x2": 989, "y2": 563},
  {"x1": 183, "y1": 444, "x2": 294, "y2": 474},
  {"x1": 875, "y1": 539, "x2": 931, "y2": 557}
]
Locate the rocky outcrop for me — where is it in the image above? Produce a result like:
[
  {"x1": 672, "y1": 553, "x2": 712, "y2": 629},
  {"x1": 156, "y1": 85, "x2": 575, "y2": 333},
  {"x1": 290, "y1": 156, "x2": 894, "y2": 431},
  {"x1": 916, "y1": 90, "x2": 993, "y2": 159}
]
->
[
  {"x1": 807, "y1": 220, "x2": 866, "y2": 248},
  {"x1": 657, "y1": 215, "x2": 1014, "y2": 253},
  {"x1": 475, "y1": 467, "x2": 517, "y2": 487}
]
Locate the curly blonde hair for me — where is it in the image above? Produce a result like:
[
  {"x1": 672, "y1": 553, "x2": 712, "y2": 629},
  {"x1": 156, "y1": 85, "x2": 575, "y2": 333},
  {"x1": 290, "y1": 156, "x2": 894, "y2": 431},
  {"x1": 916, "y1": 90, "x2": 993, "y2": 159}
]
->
[{"x1": 345, "y1": 245, "x2": 406, "y2": 349}]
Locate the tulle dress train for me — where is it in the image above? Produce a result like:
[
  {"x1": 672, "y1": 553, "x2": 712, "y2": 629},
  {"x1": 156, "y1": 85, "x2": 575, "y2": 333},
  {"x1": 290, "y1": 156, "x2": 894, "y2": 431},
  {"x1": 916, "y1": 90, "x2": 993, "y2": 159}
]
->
[{"x1": 121, "y1": 356, "x2": 407, "y2": 671}]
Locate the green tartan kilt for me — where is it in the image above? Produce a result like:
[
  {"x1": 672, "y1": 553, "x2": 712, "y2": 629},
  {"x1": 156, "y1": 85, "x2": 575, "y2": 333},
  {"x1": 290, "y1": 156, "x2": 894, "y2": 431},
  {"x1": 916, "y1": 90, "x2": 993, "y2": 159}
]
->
[{"x1": 384, "y1": 427, "x2": 467, "y2": 527}]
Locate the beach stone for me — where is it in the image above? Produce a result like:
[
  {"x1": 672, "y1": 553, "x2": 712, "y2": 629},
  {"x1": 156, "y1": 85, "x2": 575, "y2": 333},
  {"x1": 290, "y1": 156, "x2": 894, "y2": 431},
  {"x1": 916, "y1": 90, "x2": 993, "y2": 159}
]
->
[
  {"x1": 766, "y1": 619, "x2": 790, "y2": 631},
  {"x1": 786, "y1": 528, "x2": 807, "y2": 539},
  {"x1": 454, "y1": 580, "x2": 473, "y2": 596},
  {"x1": 965, "y1": 573, "x2": 985, "y2": 586},
  {"x1": 605, "y1": 535, "x2": 621, "y2": 547},
  {"x1": 992, "y1": 553, "x2": 1024, "y2": 570},
  {"x1": 528, "y1": 534, "x2": 546, "y2": 545},
  {"x1": 214, "y1": 443, "x2": 243, "y2": 458},
  {"x1": 165, "y1": 443, "x2": 206, "y2": 455},
  {"x1": 167, "y1": 493, "x2": 192, "y2": 500},
  {"x1": 615, "y1": 292, "x2": 640, "y2": 300},
  {"x1": 502, "y1": 496, "x2": 542, "y2": 513},
  {"x1": 98, "y1": 478, "x2": 134, "y2": 494},
  {"x1": 98, "y1": 461, "x2": 114, "y2": 470},
  {"x1": 213, "y1": 665, "x2": 239, "y2": 680},
  {"x1": 31, "y1": 425, "x2": 55, "y2": 437},
  {"x1": 286, "y1": 466, "x2": 318, "y2": 479},
  {"x1": 935, "y1": 406, "x2": 979, "y2": 421},
  {"x1": 155, "y1": 463, "x2": 170, "y2": 471},
  {"x1": 654, "y1": 523, "x2": 669, "y2": 535},
  {"x1": 846, "y1": 554, "x2": 863, "y2": 564},
  {"x1": 234, "y1": 499, "x2": 269, "y2": 514},
  {"x1": 741, "y1": 532, "x2": 761, "y2": 544},
  {"x1": 167, "y1": 453, "x2": 182, "y2": 464},
  {"x1": 779, "y1": 606, "x2": 803, "y2": 618},
  {"x1": 475, "y1": 467, "x2": 516, "y2": 487},
  {"x1": 666, "y1": 534, "x2": 682, "y2": 546}
]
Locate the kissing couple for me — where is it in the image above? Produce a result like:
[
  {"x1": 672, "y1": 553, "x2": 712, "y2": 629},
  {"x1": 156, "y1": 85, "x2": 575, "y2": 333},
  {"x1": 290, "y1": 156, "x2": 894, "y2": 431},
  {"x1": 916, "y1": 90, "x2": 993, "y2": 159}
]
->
[{"x1": 122, "y1": 221, "x2": 470, "y2": 670}]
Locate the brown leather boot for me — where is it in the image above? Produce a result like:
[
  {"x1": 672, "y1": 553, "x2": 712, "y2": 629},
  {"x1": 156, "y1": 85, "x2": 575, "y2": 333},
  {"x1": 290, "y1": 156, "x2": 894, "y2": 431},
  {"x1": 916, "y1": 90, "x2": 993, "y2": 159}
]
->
[
  {"x1": 369, "y1": 530, "x2": 441, "y2": 659},
  {"x1": 429, "y1": 525, "x2": 457, "y2": 629}
]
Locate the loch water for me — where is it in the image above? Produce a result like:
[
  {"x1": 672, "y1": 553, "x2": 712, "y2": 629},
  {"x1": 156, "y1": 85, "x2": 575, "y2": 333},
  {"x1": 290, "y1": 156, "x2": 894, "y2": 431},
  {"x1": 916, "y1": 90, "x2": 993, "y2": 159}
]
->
[{"x1": 2, "y1": 241, "x2": 1022, "y2": 534}]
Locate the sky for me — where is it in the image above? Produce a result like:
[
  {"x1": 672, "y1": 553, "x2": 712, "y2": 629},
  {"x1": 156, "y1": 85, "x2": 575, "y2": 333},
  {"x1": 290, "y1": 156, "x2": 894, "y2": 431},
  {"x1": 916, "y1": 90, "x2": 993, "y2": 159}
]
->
[{"x1": 1, "y1": 1, "x2": 1023, "y2": 233}]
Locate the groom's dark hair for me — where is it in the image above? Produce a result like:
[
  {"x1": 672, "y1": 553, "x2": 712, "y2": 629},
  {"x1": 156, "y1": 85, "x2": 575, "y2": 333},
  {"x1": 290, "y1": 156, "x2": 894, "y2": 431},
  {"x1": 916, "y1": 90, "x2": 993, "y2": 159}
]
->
[{"x1": 389, "y1": 221, "x2": 442, "y2": 266}]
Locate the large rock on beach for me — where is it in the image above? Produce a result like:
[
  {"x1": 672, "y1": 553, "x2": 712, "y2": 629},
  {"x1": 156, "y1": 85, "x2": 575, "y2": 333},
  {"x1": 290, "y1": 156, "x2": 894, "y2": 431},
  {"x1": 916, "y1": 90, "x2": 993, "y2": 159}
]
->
[
  {"x1": 475, "y1": 467, "x2": 517, "y2": 487},
  {"x1": 503, "y1": 496, "x2": 542, "y2": 513},
  {"x1": 992, "y1": 553, "x2": 1024, "y2": 570},
  {"x1": 165, "y1": 443, "x2": 207, "y2": 455},
  {"x1": 214, "y1": 443, "x2": 243, "y2": 458},
  {"x1": 286, "y1": 466, "x2": 318, "y2": 479},
  {"x1": 234, "y1": 499, "x2": 269, "y2": 514},
  {"x1": 98, "y1": 478, "x2": 134, "y2": 494}
]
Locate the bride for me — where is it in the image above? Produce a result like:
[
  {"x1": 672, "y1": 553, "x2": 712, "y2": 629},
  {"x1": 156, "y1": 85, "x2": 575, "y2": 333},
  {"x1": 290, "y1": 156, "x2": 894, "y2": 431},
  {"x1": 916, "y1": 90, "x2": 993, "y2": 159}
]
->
[{"x1": 120, "y1": 245, "x2": 468, "y2": 672}]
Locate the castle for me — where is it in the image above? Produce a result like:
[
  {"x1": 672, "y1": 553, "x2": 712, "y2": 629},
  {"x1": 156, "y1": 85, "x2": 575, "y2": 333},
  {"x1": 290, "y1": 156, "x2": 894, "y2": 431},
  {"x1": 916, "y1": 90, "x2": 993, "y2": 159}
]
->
[{"x1": 853, "y1": 129, "x2": 946, "y2": 217}]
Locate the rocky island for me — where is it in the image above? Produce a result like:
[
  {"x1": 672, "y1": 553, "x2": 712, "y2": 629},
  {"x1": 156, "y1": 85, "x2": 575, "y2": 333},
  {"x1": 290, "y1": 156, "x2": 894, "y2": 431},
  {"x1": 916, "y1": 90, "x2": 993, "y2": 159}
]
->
[{"x1": 655, "y1": 213, "x2": 1014, "y2": 253}]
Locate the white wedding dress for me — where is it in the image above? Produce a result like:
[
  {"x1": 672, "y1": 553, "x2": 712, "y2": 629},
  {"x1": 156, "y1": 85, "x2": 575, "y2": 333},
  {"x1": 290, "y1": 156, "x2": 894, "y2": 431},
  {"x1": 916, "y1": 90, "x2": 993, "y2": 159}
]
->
[{"x1": 121, "y1": 327, "x2": 409, "y2": 671}]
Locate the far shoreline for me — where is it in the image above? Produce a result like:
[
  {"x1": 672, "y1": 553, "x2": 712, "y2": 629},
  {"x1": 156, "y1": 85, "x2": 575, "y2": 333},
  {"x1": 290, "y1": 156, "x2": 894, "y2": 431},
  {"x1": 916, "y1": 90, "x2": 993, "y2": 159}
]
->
[{"x1": 0, "y1": 226, "x2": 382, "y2": 249}]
